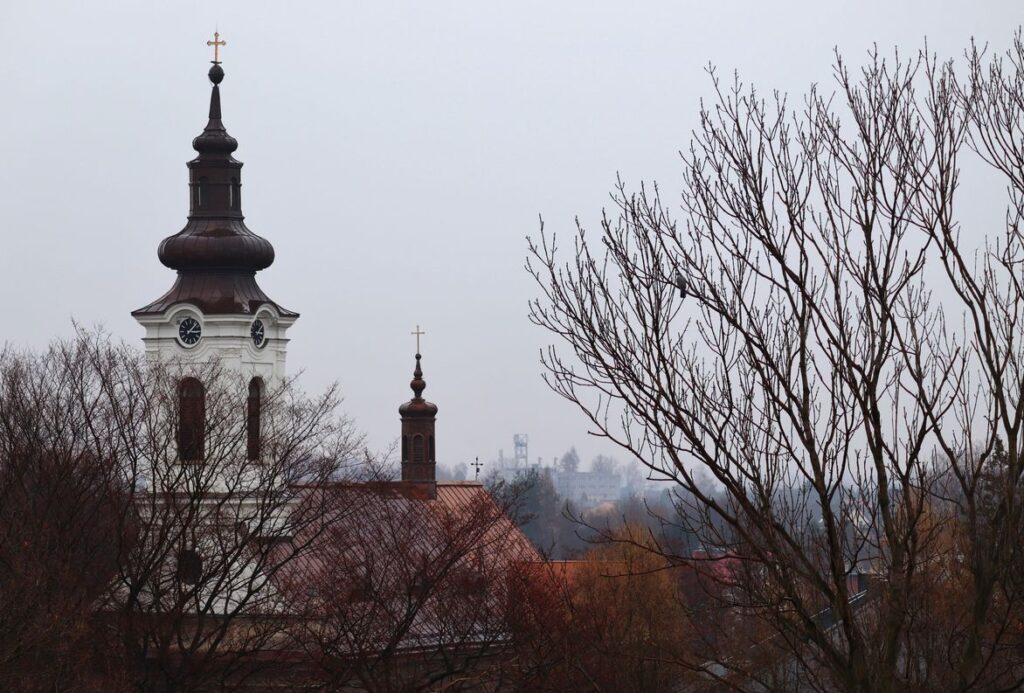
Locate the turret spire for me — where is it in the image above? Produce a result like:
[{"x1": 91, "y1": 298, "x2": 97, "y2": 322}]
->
[{"x1": 410, "y1": 354, "x2": 426, "y2": 399}]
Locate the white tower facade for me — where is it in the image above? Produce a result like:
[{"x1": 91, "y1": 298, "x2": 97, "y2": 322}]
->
[{"x1": 134, "y1": 305, "x2": 296, "y2": 384}]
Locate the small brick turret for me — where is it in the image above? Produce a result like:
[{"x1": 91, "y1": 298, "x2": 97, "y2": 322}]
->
[{"x1": 399, "y1": 353, "x2": 438, "y2": 487}]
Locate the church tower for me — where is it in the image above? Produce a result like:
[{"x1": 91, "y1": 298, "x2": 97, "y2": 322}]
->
[
  {"x1": 399, "y1": 352, "x2": 438, "y2": 488},
  {"x1": 132, "y1": 51, "x2": 297, "y2": 383}
]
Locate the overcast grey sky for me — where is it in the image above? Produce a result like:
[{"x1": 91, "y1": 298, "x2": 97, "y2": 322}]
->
[{"x1": 0, "y1": 1, "x2": 1019, "y2": 471}]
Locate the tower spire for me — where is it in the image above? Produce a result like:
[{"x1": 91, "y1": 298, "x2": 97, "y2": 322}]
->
[
  {"x1": 192, "y1": 60, "x2": 238, "y2": 166},
  {"x1": 133, "y1": 48, "x2": 296, "y2": 319}
]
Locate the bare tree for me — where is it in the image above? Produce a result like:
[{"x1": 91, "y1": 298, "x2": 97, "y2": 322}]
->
[
  {"x1": 591, "y1": 454, "x2": 620, "y2": 476},
  {"x1": 529, "y1": 35, "x2": 1024, "y2": 690},
  {"x1": 0, "y1": 330, "x2": 368, "y2": 690},
  {"x1": 280, "y1": 482, "x2": 537, "y2": 692},
  {"x1": 559, "y1": 447, "x2": 581, "y2": 474},
  {"x1": 0, "y1": 338, "x2": 131, "y2": 691}
]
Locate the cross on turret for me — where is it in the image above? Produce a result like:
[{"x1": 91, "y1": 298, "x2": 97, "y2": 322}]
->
[{"x1": 411, "y1": 325, "x2": 426, "y2": 354}]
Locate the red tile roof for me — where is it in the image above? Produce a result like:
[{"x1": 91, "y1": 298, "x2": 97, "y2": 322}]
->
[{"x1": 267, "y1": 480, "x2": 540, "y2": 656}]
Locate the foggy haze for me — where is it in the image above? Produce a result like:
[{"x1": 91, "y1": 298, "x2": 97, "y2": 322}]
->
[{"x1": 0, "y1": 1, "x2": 1018, "y2": 471}]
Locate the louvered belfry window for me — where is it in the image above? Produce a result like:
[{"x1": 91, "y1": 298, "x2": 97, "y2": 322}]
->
[
  {"x1": 197, "y1": 176, "x2": 209, "y2": 210},
  {"x1": 412, "y1": 434, "x2": 425, "y2": 464},
  {"x1": 178, "y1": 378, "x2": 205, "y2": 462}
]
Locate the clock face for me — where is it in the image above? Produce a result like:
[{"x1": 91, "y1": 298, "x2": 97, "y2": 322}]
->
[
  {"x1": 178, "y1": 317, "x2": 202, "y2": 346},
  {"x1": 250, "y1": 319, "x2": 266, "y2": 348}
]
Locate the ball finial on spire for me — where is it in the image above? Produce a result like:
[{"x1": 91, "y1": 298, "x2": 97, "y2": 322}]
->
[{"x1": 208, "y1": 63, "x2": 224, "y2": 85}]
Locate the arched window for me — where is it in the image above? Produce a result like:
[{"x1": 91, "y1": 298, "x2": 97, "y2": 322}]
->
[
  {"x1": 429, "y1": 435, "x2": 435, "y2": 462},
  {"x1": 197, "y1": 176, "x2": 209, "y2": 209},
  {"x1": 247, "y1": 378, "x2": 263, "y2": 461},
  {"x1": 402, "y1": 435, "x2": 409, "y2": 463},
  {"x1": 230, "y1": 177, "x2": 240, "y2": 210},
  {"x1": 412, "y1": 434, "x2": 425, "y2": 464},
  {"x1": 178, "y1": 378, "x2": 205, "y2": 462}
]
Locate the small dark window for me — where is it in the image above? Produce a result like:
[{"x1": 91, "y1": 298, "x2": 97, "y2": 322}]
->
[
  {"x1": 412, "y1": 435, "x2": 425, "y2": 464},
  {"x1": 177, "y1": 549, "x2": 203, "y2": 585},
  {"x1": 429, "y1": 436, "x2": 435, "y2": 462},
  {"x1": 230, "y1": 177, "x2": 240, "y2": 210},
  {"x1": 247, "y1": 378, "x2": 263, "y2": 461},
  {"x1": 178, "y1": 378, "x2": 205, "y2": 462},
  {"x1": 197, "y1": 177, "x2": 209, "y2": 209},
  {"x1": 402, "y1": 435, "x2": 409, "y2": 462}
]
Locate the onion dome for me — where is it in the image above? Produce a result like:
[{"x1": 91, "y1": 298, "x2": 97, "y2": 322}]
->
[
  {"x1": 157, "y1": 62, "x2": 274, "y2": 272},
  {"x1": 399, "y1": 354, "x2": 439, "y2": 418},
  {"x1": 134, "y1": 58, "x2": 293, "y2": 318}
]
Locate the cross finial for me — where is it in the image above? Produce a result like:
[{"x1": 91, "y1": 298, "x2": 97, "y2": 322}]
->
[
  {"x1": 207, "y1": 31, "x2": 226, "y2": 64},
  {"x1": 411, "y1": 325, "x2": 426, "y2": 354},
  {"x1": 471, "y1": 457, "x2": 484, "y2": 480}
]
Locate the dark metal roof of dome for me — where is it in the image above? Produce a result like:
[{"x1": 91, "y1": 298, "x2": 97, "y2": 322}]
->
[{"x1": 133, "y1": 59, "x2": 294, "y2": 318}]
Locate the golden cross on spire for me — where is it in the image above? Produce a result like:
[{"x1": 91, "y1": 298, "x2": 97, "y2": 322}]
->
[
  {"x1": 411, "y1": 325, "x2": 426, "y2": 354},
  {"x1": 207, "y1": 31, "x2": 226, "y2": 64}
]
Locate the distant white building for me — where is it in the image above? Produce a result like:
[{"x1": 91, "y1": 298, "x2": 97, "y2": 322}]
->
[{"x1": 552, "y1": 470, "x2": 622, "y2": 508}]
